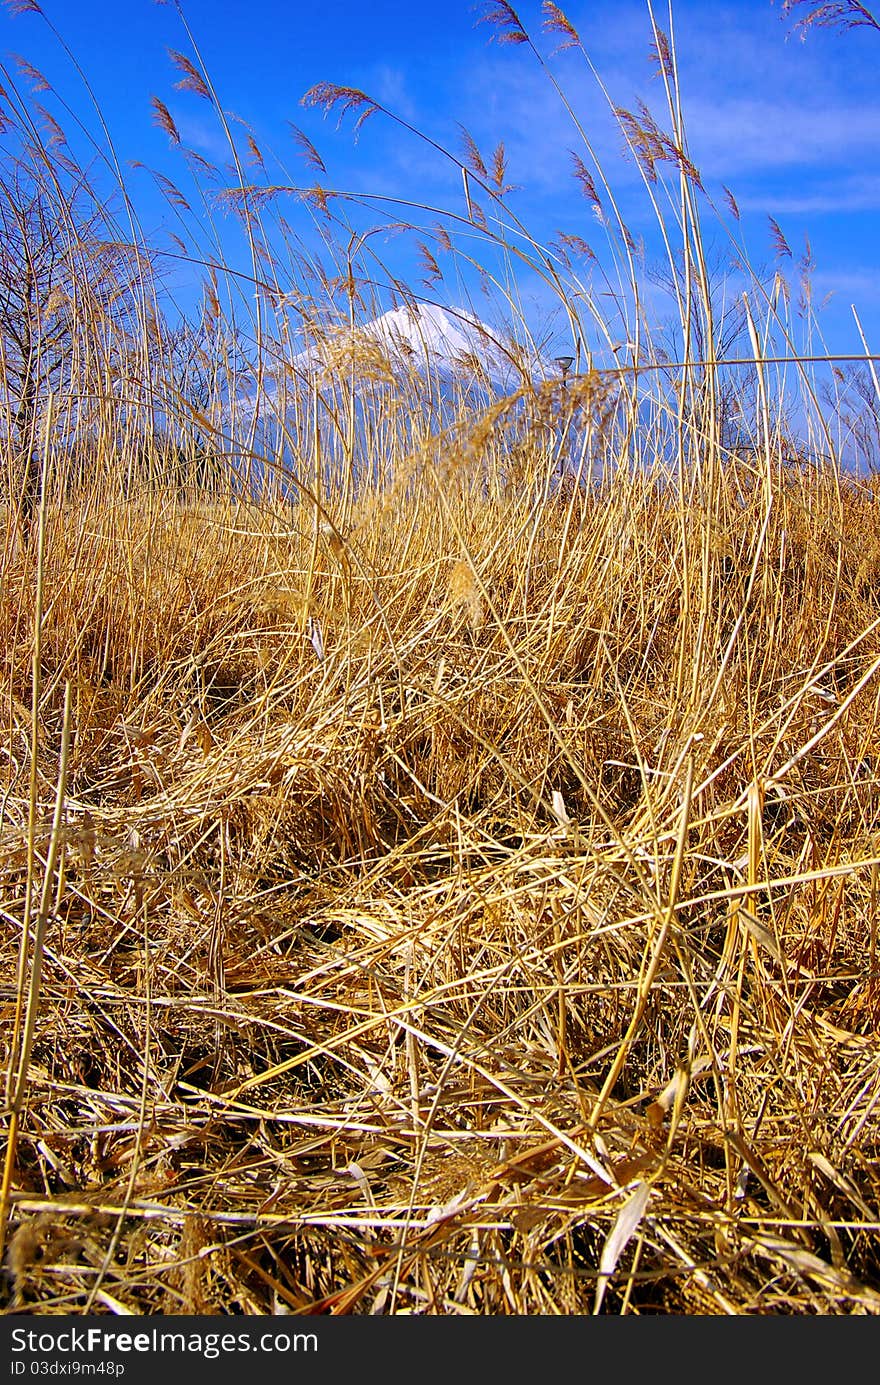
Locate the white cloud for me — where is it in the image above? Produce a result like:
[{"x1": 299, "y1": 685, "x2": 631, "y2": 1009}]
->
[
  {"x1": 734, "y1": 177, "x2": 880, "y2": 216},
  {"x1": 686, "y1": 97, "x2": 880, "y2": 176},
  {"x1": 812, "y1": 268, "x2": 880, "y2": 309},
  {"x1": 173, "y1": 111, "x2": 230, "y2": 162}
]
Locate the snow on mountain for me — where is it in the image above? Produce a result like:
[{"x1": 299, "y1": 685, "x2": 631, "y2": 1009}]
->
[
  {"x1": 292, "y1": 302, "x2": 550, "y2": 390},
  {"x1": 221, "y1": 303, "x2": 564, "y2": 494},
  {"x1": 364, "y1": 302, "x2": 493, "y2": 369}
]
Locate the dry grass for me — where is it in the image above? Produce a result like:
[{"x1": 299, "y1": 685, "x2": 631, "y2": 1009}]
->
[
  {"x1": 2, "y1": 456, "x2": 880, "y2": 1315},
  {"x1": 2, "y1": 0, "x2": 880, "y2": 1316}
]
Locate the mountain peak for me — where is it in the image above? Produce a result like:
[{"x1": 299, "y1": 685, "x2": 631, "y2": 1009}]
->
[
  {"x1": 292, "y1": 301, "x2": 548, "y2": 388},
  {"x1": 366, "y1": 302, "x2": 491, "y2": 365}
]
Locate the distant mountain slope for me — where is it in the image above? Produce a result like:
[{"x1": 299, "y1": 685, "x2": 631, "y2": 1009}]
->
[
  {"x1": 292, "y1": 302, "x2": 553, "y2": 391},
  {"x1": 221, "y1": 303, "x2": 569, "y2": 495}
]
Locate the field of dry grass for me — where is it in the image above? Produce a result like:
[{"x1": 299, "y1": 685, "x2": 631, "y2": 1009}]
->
[
  {"x1": 3, "y1": 453, "x2": 880, "y2": 1314},
  {"x1": 2, "y1": 0, "x2": 880, "y2": 1316}
]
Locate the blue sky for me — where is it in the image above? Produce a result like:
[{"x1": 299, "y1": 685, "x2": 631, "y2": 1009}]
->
[{"x1": 1, "y1": 0, "x2": 879, "y2": 362}]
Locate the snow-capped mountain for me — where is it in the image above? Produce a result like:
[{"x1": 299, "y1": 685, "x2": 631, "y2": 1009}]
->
[
  {"x1": 360, "y1": 302, "x2": 501, "y2": 375},
  {"x1": 220, "y1": 302, "x2": 567, "y2": 496},
  {"x1": 291, "y1": 302, "x2": 551, "y2": 391}
]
